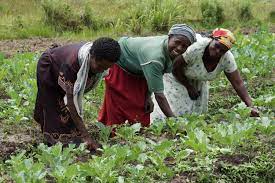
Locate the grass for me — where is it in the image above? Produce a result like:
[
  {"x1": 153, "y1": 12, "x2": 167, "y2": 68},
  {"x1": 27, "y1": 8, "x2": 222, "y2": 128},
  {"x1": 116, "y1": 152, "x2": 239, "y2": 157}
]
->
[
  {"x1": 0, "y1": 0, "x2": 53, "y2": 38},
  {"x1": 0, "y1": 0, "x2": 274, "y2": 40}
]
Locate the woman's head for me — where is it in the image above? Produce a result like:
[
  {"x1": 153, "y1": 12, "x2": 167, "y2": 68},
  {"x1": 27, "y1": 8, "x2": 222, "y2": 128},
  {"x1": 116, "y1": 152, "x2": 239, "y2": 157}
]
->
[
  {"x1": 168, "y1": 24, "x2": 196, "y2": 59},
  {"x1": 208, "y1": 28, "x2": 235, "y2": 58},
  {"x1": 90, "y1": 37, "x2": 121, "y2": 73}
]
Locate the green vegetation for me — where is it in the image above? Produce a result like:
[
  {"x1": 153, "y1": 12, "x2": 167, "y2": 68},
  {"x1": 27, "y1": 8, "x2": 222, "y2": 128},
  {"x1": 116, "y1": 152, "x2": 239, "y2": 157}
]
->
[
  {"x1": 238, "y1": 1, "x2": 253, "y2": 21},
  {"x1": 0, "y1": 0, "x2": 274, "y2": 182},
  {"x1": 200, "y1": 0, "x2": 224, "y2": 25},
  {"x1": 0, "y1": 0, "x2": 274, "y2": 40},
  {"x1": 0, "y1": 28, "x2": 274, "y2": 182}
]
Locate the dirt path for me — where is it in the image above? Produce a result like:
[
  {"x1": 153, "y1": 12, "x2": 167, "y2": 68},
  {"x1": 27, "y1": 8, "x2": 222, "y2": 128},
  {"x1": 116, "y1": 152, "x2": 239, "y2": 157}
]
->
[{"x1": 0, "y1": 37, "x2": 76, "y2": 58}]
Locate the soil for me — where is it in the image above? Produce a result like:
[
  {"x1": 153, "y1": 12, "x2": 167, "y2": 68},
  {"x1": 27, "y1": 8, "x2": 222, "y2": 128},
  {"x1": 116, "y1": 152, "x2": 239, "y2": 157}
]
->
[
  {"x1": 0, "y1": 122, "x2": 42, "y2": 160},
  {"x1": 213, "y1": 153, "x2": 250, "y2": 175},
  {"x1": 216, "y1": 154, "x2": 250, "y2": 165},
  {"x1": 0, "y1": 90, "x2": 9, "y2": 100},
  {"x1": 171, "y1": 172, "x2": 197, "y2": 183},
  {"x1": 0, "y1": 37, "x2": 76, "y2": 58},
  {"x1": 0, "y1": 141, "x2": 24, "y2": 160}
]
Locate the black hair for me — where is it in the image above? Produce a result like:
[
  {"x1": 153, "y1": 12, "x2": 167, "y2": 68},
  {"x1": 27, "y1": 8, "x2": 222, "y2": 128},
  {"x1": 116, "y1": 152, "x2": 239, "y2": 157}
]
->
[{"x1": 90, "y1": 37, "x2": 121, "y2": 63}]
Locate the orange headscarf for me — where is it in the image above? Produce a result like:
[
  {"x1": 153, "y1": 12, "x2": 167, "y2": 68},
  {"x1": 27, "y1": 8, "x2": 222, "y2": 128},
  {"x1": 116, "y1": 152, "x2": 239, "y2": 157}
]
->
[{"x1": 212, "y1": 28, "x2": 236, "y2": 49}]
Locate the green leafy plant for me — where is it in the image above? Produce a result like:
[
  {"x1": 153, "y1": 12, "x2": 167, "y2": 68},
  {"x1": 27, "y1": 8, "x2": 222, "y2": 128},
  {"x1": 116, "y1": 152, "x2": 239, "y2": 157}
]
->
[
  {"x1": 96, "y1": 122, "x2": 112, "y2": 143},
  {"x1": 148, "y1": 140, "x2": 174, "y2": 179},
  {"x1": 183, "y1": 128, "x2": 211, "y2": 153},
  {"x1": 115, "y1": 123, "x2": 141, "y2": 141},
  {"x1": 149, "y1": 120, "x2": 165, "y2": 136},
  {"x1": 6, "y1": 151, "x2": 46, "y2": 183}
]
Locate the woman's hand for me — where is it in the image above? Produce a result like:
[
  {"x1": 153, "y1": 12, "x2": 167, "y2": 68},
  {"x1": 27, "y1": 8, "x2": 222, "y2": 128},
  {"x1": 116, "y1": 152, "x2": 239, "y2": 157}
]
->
[
  {"x1": 187, "y1": 86, "x2": 200, "y2": 100},
  {"x1": 83, "y1": 136, "x2": 102, "y2": 151},
  {"x1": 172, "y1": 55, "x2": 200, "y2": 100},
  {"x1": 145, "y1": 96, "x2": 154, "y2": 113},
  {"x1": 250, "y1": 107, "x2": 260, "y2": 117}
]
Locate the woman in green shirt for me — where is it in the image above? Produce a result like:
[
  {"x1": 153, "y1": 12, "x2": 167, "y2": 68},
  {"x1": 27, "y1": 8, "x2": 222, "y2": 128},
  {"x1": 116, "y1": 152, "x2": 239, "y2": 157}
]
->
[{"x1": 98, "y1": 24, "x2": 197, "y2": 127}]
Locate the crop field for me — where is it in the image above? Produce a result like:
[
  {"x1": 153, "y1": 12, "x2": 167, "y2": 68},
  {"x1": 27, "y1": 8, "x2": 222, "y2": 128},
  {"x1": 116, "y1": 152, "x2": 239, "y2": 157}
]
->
[
  {"x1": 0, "y1": 0, "x2": 274, "y2": 182},
  {"x1": 0, "y1": 29, "x2": 273, "y2": 183}
]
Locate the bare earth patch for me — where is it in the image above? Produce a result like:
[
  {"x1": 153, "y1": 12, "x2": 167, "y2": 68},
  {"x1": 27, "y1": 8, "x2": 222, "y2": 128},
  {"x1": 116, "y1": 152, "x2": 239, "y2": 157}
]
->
[
  {"x1": 0, "y1": 90, "x2": 9, "y2": 100},
  {"x1": 171, "y1": 172, "x2": 197, "y2": 183},
  {"x1": 0, "y1": 123, "x2": 42, "y2": 160},
  {"x1": 216, "y1": 154, "x2": 250, "y2": 165},
  {"x1": 0, "y1": 37, "x2": 76, "y2": 58}
]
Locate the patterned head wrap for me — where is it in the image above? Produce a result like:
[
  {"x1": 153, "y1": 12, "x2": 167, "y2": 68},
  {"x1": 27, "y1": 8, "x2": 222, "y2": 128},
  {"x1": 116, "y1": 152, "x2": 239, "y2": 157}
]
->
[
  {"x1": 212, "y1": 28, "x2": 236, "y2": 49},
  {"x1": 168, "y1": 24, "x2": 197, "y2": 44}
]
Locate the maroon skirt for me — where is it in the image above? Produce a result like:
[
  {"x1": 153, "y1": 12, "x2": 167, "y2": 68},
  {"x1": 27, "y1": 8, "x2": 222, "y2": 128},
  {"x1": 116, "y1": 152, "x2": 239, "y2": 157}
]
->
[{"x1": 98, "y1": 64, "x2": 150, "y2": 127}]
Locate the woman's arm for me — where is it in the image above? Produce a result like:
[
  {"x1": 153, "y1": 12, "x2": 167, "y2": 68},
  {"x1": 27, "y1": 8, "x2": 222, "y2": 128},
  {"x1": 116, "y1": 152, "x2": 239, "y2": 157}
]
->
[
  {"x1": 154, "y1": 93, "x2": 175, "y2": 117},
  {"x1": 145, "y1": 93, "x2": 154, "y2": 113},
  {"x1": 172, "y1": 56, "x2": 200, "y2": 100},
  {"x1": 58, "y1": 75, "x2": 90, "y2": 137},
  {"x1": 59, "y1": 76, "x2": 101, "y2": 150},
  {"x1": 225, "y1": 70, "x2": 259, "y2": 117},
  {"x1": 141, "y1": 61, "x2": 175, "y2": 117}
]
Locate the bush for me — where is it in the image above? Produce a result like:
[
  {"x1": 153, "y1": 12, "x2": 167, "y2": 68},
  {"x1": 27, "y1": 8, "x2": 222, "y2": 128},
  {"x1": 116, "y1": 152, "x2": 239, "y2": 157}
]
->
[
  {"x1": 149, "y1": 0, "x2": 183, "y2": 32},
  {"x1": 125, "y1": 2, "x2": 148, "y2": 34},
  {"x1": 41, "y1": 0, "x2": 82, "y2": 31},
  {"x1": 269, "y1": 11, "x2": 275, "y2": 23},
  {"x1": 0, "y1": 4, "x2": 4, "y2": 13},
  {"x1": 12, "y1": 16, "x2": 24, "y2": 30},
  {"x1": 200, "y1": 0, "x2": 224, "y2": 25},
  {"x1": 116, "y1": 0, "x2": 184, "y2": 34},
  {"x1": 113, "y1": 4, "x2": 145, "y2": 35},
  {"x1": 41, "y1": 0, "x2": 103, "y2": 32},
  {"x1": 238, "y1": 2, "x2": 253, "y2": 21},
  {"x1": 81, "y1": 6, "x2": 103, "y2": 31}
]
